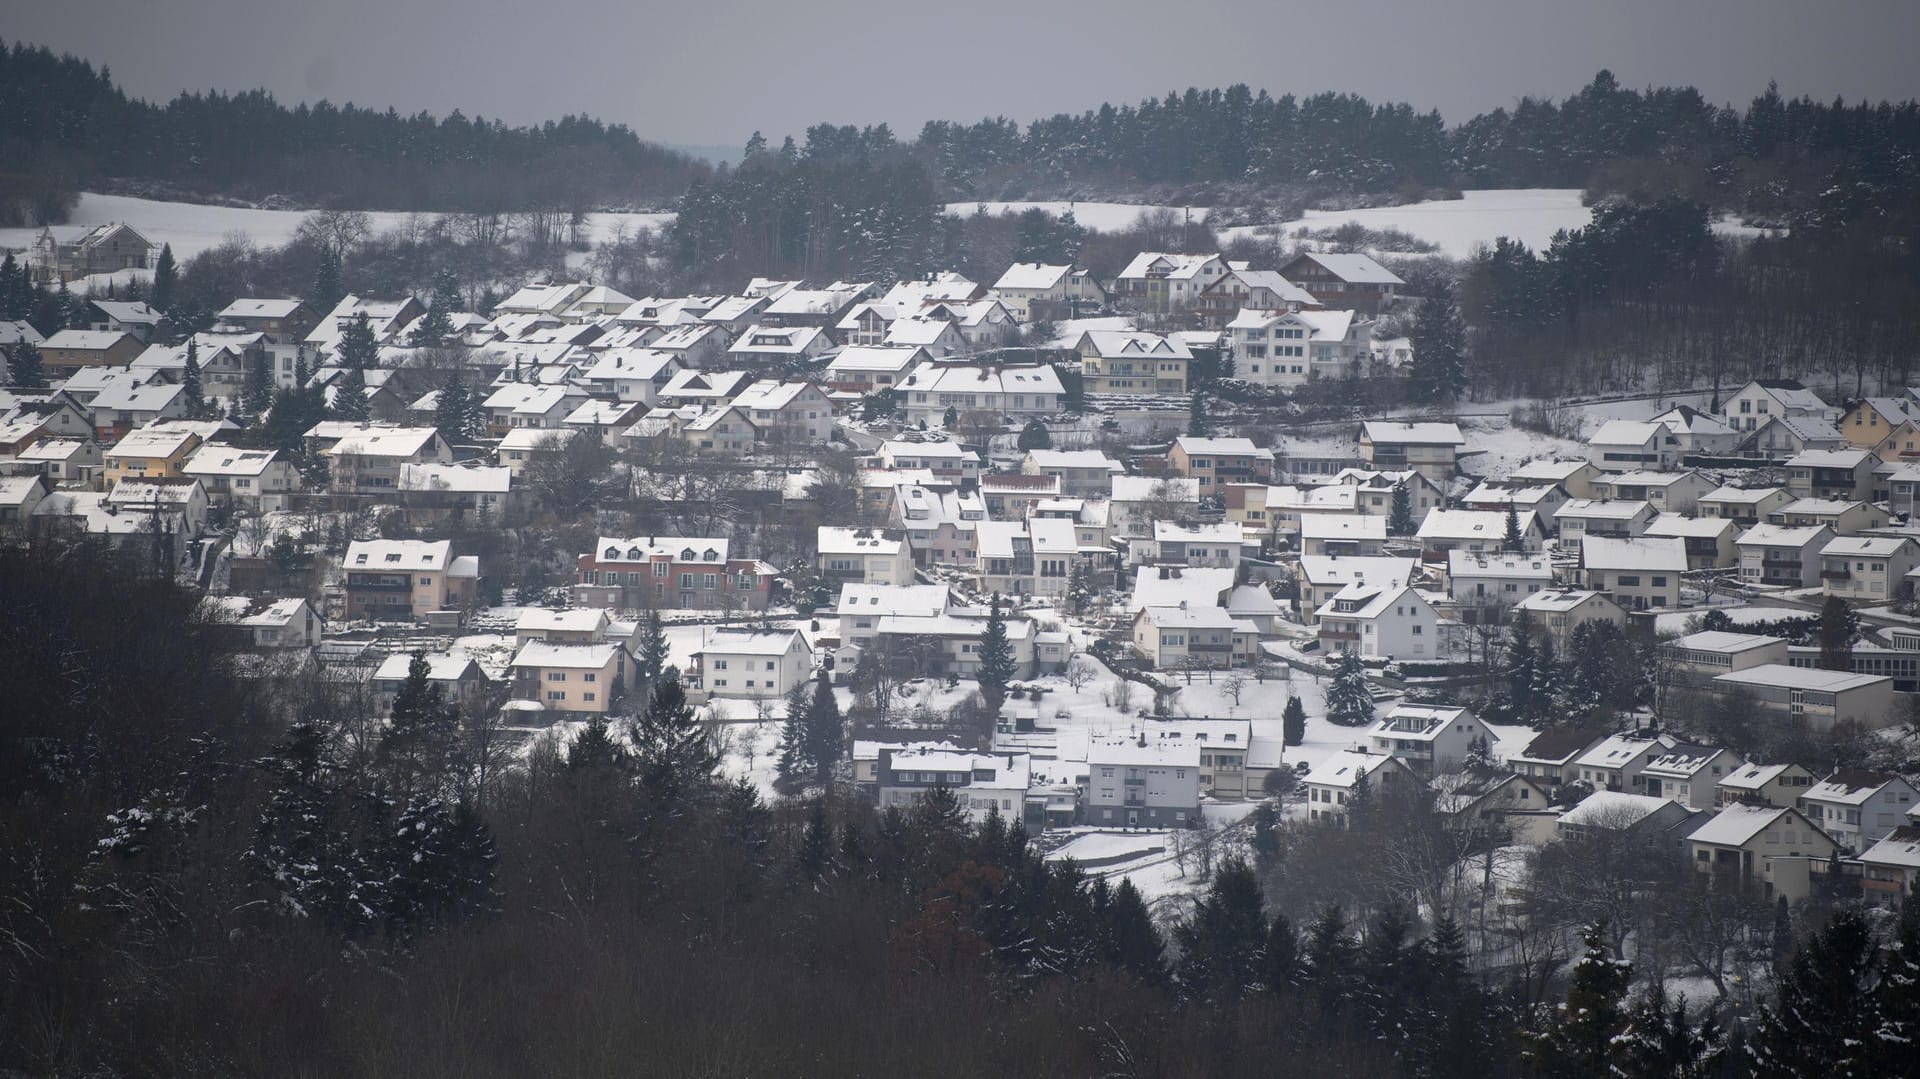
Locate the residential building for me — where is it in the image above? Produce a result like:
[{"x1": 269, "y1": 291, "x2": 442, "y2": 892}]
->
[
  {"x1": 1784, "y1": 448, "x2": 1877, "y2": 501},
  {"x1": 509, "y1": 640, "x2": 626, "y2": 717},
  {"x1": 1447, "y1": 551, "x2": 1553, "y2": 618},
  {"x1": 1697, "y1": 485, "x2": 1793, "y2": 528},
  {"x1": 1315, "y1": 582, "x2": 1438, "y2": 659},
  {"x1": 1556, "y1": 792, "x2": 1693, "y2": 841},
  {"x1": 1767, "y1": 497, "x2": 1885, "y2": 535},
  {"x1": 395, "y1": 463, "x2": 513, "y2": 523},
  {"x1": 369, "y1": 651, "x2": 490, "y2": 717},
  {"x1": 987, "y1": 262, "x2": 1106, "y2": 320},
  {"x1": 1820, "y1": 536, "x2": 1917, "y2": 601},
  {"x1": 182, "y1": 446, "x2": 300, "y2": 509},
  {"x1": 878, "y1": 748, "x2": 1033, "y2": 825},
  {"x1": 1303, "y1": 750, "x2": 1413, "y2": 825},
  {"x1": 1716, "y1": 762, "x2": 1816, "y2": 808},
  {"x1": 1590, "y1": 470, "x2": 1713, "y2": 515},
  {"x1": 1640, "y1": 745, "x2": 1745, "y2": 810},
  {"x1": 1276, "y1": 252, "x2": 1403, "y2": 314},
  {"x1": 1130, "y1": 604, "x2": 1259, "y2": 669},
  {"x1": 1685, "y1": 804, "x2": 1838, "y2": 902},
  {"x1": 102, "y1": 423, "x2": 203, "y2": 486},
  {"x1": 1580, "y1": 535, "x2": 1687, "y2": 609},
  {"x1": 1858, "y1": 827, "x2": 1920, "y2": 900},
  {"x1": 1722, "y1": 378, "x2": 1835, "y2": 434},
  {"x1": 1142, "y1": 719, "x2": 1256, "y2": 799},
  {"x1": 822, "y1": 345, "x2": 927, "y2": 394},
  {"x1": 896, "y1": 363, "x2": 1063, "y2": 427},
  {"x1": 818, "y1": 527, "x2": 914, "y2": 587},
  {"x1": 1365, "y1": 704, "x2": 1496, "y2": 776},
  {"x1": 1418, "y1": 508, "x2": 1544, "y2": 557},
  {"x1": 1300, "y1": 513, "x2": 1386, "y2": 557},
  {"x1": 1508, "y1": 458, "x2": 1602, "y2": 499},
  {"x1": 1512, "y1": 589, "x2": 1628, "y2": 650},
  {"x1": 975, "y1": 518, "x2": 1077, "y2": 598},
  {"x1": 1571, "y1": 732, "x2": 1677, "y2": 793},
  {"x1": 1736, "y1": 523, "x2": 1835, "y2": 588},
  {"x1": 1800, "y1": 770, "x2": 1920, "y2": 853},
  {"x1": 1074, "y1": 331, "x2": 1193, "y2": 395},
  {"x1": 1587, "y1": 420, "x2": 1674, "y2": 472},
  {"x1": 340, "y1": 539, "x2": 479, "y2": 621},
  {"x1": 1167, "y1": 436, "x2": 1274, "y2": 490},
  {"x1": 1294, "y1": 555, "x2": 1419, "y2": 622},
  {"x1": 1644, "y1": 514, "x2": 1740, "y2": 569},
  {"x1": 1507, "y1": 727, "x2": 1608, "y2": 788},
  {"x1": 689, "y1": 629, "x2": 813, "y2": 700},
  {"x1": 1111, "y1": 252, "x2": 1227, "y2": 314},
  {"x1": 572, "y1": 536, "x2": 775, "y2": 611},
  {"x1": 213, "y1": 298, "x2": 317, "y2": 342},
  {"x1": 1084, "y1": 736, "x2": 1203, "y2": 827},
  {"x1": 1022, "y1": 449, "x2": 1124, "y2": 497},
  {"x1": 320, "y1": 425, "x2": 454, "y2": 495},
  {"x1": 38, "y1": 329, "x2": 143, "y2": 380},
  {"x1": 1357, "y1": 421, "x2": 1466, "y2": 482}
]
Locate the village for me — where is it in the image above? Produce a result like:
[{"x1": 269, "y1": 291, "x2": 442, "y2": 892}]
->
[{"x1": 9, "y1": 218, "x2": 1920, "y2": 1005}]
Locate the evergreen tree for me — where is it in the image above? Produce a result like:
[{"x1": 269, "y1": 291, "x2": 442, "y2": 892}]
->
[
  {"x1": 743, "y1": 131, "x2": 768, "y2": 159},
  {"x1": 1749, "y1": 906, "x2": 1878, "y2": 1077},
  {"x1": 1065, "y1": 559, "x2": 1093, "y2": 616},
  {"x1": 432, "y1": 366, "x2": 472, "y2": 444},
  {"x1": 628, "y1": 674, "x2": 717, "y2": 808},
  {"x1": 1097, "y1": 877, "x2": 1167, "y2": 986},
  {"x1": 1016, "y1": 419, "x2": 1052, "y2": 450},
  {"x1": 382, "y1": 794, "x2": 497, "y2": 935},
  {"x1": 179, "y1": 337, "x2": 206, "y2": 418},
  {"x1": 633, "y1": 609, "x2": 670, "y2": 694},
  {"x1": 332, "y1": 365, "x2": 370, "y2": 421},
  {"x1": 338, "y1": 310, "x2": 378, "y2": 370},
  {"x1": 242, "y1": 349, "x2": 274, "y2": 416},
  {"x1": 377, "y1": 651, "x2": 462, "y2": 800},
  {"x1": 803, "y1": 670, "x2": 844, "y2": 787},
  {"x1": 7, "y1": 341, "x2": 44, "y2": 388},
  {"x1": 1303, "y1": 904, "x2": 1359, "y2": 1013},
  {"x1": 776, "y1": 702, "x2": 809, "y2": 789},
  {"x1": 1612, "y1": 980, "x2": 1725, "y2": 1079},
  {"x1": 794, "y1": 798, "x2": 834, "y2": 882},
  {"x1": 1187, "y1": 392, "x2": 1207, "y2": 437},
  {"x1": 1528, "y1": 923, "x2": 1632, "y2": 1078},
  {"x1": 1263, "y1": 912, "x2": 1299, "y2": 993},
  {"x1": 1388, "y1": 482, "x2": 1414, "y2": 536},
  {"x1": 976, "y1": 594, "x2": 1015, "y2": 720},
  {"x1": 1501, "y1": 502, "x2": 1524, "y2": 553},
  {"x1": 0, "y1": 253, "x2": 22, "y2": 319},
  {"x1": 566, "y1": 713, "x2": 628, "y2": 772},
  {"x1": 1174, "y1": 856, "x2": 1267, "y2": 999},
  {"x1": 1409, "y1": 279, "x2": 1466, "y2": 403},
  {"x1": 411, "y1": 287, "x2": 453, "y2": 347},
  {"x1": 150, "y1": 243, "x2": 176, "y2": 313},
  {"x1": 1507, "y1": 614, "x2": 1538, "y2": 718},
  {"x1": 1282, "y1": 696, "x2": 1307, "y2": 746},
  {"x1": 1326, "y1": 652, "x2": 1375, "y2": 727},
  {"x1": 312, "y1": 244, "x2": 344, "y2": 311},
  {"x1": 1874, "y1": 882, "x2": 1920, "y2": 1071},
  {"x1": 942, "y1": 405, "x2": 958, "y2": 428},
  {"x1": 1817, "y1": 595, "x2": 1854, "y2": 671}
]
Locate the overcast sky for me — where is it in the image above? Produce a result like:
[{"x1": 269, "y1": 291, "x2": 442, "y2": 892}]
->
[{"x1": 14, "y1": 0, "x2": 1920, "y2": 152}]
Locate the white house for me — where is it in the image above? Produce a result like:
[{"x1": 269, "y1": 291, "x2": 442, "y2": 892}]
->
[
  {"x1": 1315, "y1": 582, "x2": 1438, "y2": 660},
  {"x1": 1365, "y1": 704, "x2": 1496, "y2": 776},
  {"x1": 1131, "y1": 604, "x2": 1259, "y2": 669},
  {"x1": 1303, "y1": 750, "x2": 1413, "y2": 826},
  {"x1": 1820, "y1": 535, "x2": 1918, "y2": 602},
  {"x1": 818, "y1": 527, "x2": 915, "y2": 587},
  {"x1": 1736, "y1": 523, "x2": 1835, "y2": 588},
  {"x1": 689, "y1": 628, "x2": 813, "y2": 701},
  {"x1": 1447, "y1": 551, "x2": 1553, "y2": 616},
  {"x1": 1800, "y1": 770, "x2": 1920, "y2": 854},
  {"x1": 1587, "y1": 420, "x2": 1674, "y2": 472},
  {"x1": 1722, "y1": 378, "x2": 1835, "y2": 434},
  {"x1": 1579, "y1": 535, "x2": 1687, "y2": 610}
]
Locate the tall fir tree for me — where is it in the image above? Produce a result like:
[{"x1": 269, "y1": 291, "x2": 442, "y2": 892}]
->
[
  {"x1": 628, "y1": 674, "x2": 717, "y2": 808},
  {"x1": 803, "y1": 669, "x2": 844, "y2": 787},
  {"x1": 332, "y1": 365, "x2": 370, "y2": 421},
  {"x1": 1749, "y1": 906, "x2": 1878, "y2": 1077},
  {"x1": 312, "y1": 244, "x2": 344, "y2": 311},
  {"x1": 411, "y1": 287, "x2": 454, "y2": 347},
  {"x1": 1611, "y1": 980, "x2": 1725, "y2": 1079},
  {"x1": 1388, "y1": 482, "x2": 1414, "y2": 536},
  {"x1": 1506, "y1": 614, "x2": 1538, "y2": 717},
  {"x1": 243, "y1": 349, "x2": 274, "y2": 416},
  {"x1": 976, "y1": 593, "x2": 1015, "y2": 720},
  {"x1": 1817, "y1": 595, "x2": 1854, "y2": 671},
  {"x1": 179, "y1": 337, "x2": 206, "y2": 418},
  {"x1": 1187, "y1": 392, "x2": 1207, "y2": 437},
  {"x1": 338, "y1": 310, "x2": 378, "y2": 370},
  {"x1": 1282, "y1": 695, "x2": 1307, "y2": 746},
  {"x1": 433, "y1": 366, "x2": 473, "y2": 445},
  {"x1": 150, "y1": 243, "x2": 176, "y2": 312},
  {"x1": 634, "y1": 609, "x2": 670, "y2": 694},
  {"x1": 1501, "y1": 502, "x2": 1524, "y2": 553},
  {"x1": 7, "y1": 341, "x2": 44, "y2": 389},
  {"x1": 376, "y1": 651, "x2": 462, "y2": 800},
  {"x1": 1326, "y1": 651, "x2": 1375, "y2": 727},
  {"x1": 1528, "y1": 923, "x2": 1632, "y2": 1078},
  {"x1": 1100, "y1": 878, "x2": 1167, "y2": 986},
  {"x1": 1174, "y1": 856, "x2": 1268, "y2": 999},
  {"x1": 1409, "y1": 279, "x2": 1466, "y2": 403}
]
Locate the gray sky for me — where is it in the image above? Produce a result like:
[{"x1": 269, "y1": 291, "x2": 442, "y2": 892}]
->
[{"x1": 14, "y1": 0, "x2": 1920, "y2": 150}]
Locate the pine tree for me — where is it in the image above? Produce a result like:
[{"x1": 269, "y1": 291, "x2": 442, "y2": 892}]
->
[
  {"x1": 743, "y1": 131, "x2": 768, "y2": 160},
  {"x1": 1264, "y1": 912, "x2": 1299, "y2": 993},
  {"x1": 803, "y1": 670, "x2": 843, "y2": 787},
  {"x1": 1749, "y1": 906, "x2": 1878, "y2": 1077},
  {"x1": 976, "y1": 594, "x2": 1015, "y2": 720},
  {"x1": 433, "y1": 367, "x2": 472, "y2": 445},
  {"x1": 1507, "y1": 613, "x2": 1538, "y2": 717},
  {"x1": 794, "y1": 798, "x2": 833, "y2": 882},
  {"x1": 150, "y1": 243, "x2": 176, "y2": 312},
  {"x1": 338, "y1": 310, "x2": 378, "y2": 370},
  {"x1": 382, "y1": 794, "x2": 497, "y2": 935},
  {"x1": 1873, "y1": 881, "x2": 1920, "y2": 1071},
  {"x1": 1501, "y1": 502, "x2": 1524, "y2": 553},
  {"x1": 1817, "y1": 595, "x2": 1854, "y2": 671},
  {"x1": 1388, "y1": 482, "x2": 1414, "y2": 536},
  {"x1": 1612, "y1": 980, "x2": 1725, "y2": 1079},
  {"x1": 566, "y1": 713, "x2": 628, "y2": 772},
  {"x1": 1174, "y1": 856, "x2": 1267, "y2": 999},
  {"x1": 7, "y1": 341, "x2": 44, "y2": 389},
  {"x1": 1303, "y1": 904, "x2": 1359, "y2": 1014},
  {"x1": 634, "y1": 609, "x2": 670, "y2": 696},
  {"x1": 0, "y1": 253, "x2": 21, "y2": 319},
  {"x1": 942, "y1": 405, "x2": 958, "y2": 428},
  {"x1": 1326, "y1": 652, "x2": 1375, "y2": 727},
  {"x1": 1066, "y1": 559, "x2": 1093, "y2": 616},
  {"x1": 243, "y1": 349, "x2": 274, "y2": 416},
  {"x1": 1528, "y1": 922, "x2": 1632, "y2": 1078},
  {"x1": 628, "y1": 674, "x2": 717, "y2": 808},
  {"x1": 776, "y1": 702, "x2": 809, "y2": 789},
  {"x1": 312, "y1": 244, "x2": 344, "y2": 310},
  {"x1": 1283, "y1": 696, "x2": 1307, "y2": 746},
  {"x1": 332, "y1": 366, "x2": 369, "y2": 421},
  {"x1": 377, "y1": 651, "x2": 462, "y2": 800},
  {"x1": 1187, "y1": 392, "x2": 1207, "y2": 437},
  {"x1": 1409, "y1": 279, "x2": 1466, "y2": 403},
  {"x1": 411, "y1": 287, "x2": 453, "y2": 347},
  {"x1": 179, "y1": 337, "x2": 206, "y2": 418}
]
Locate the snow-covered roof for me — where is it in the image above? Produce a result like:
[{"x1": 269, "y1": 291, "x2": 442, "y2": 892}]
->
[
  {"x1": 1580, "y1": 535, "x2": 1687, "y2": 573},
  {"x1": 1128, "y1": 565, "x2": 1234, "y2": 611},
  {"x1": 218, "y1": 298, "x2": 304, "y2": 319},
  {"x1": 1304, "y1": 750, "x2": 1400, "y2": 789},
  {"x1": 397, "y1": 463, "x2": 511, "y2": 494},
  {"x1": 1644, "y1": 514, "x2": 1737, "y2": 539},
  {"x1": 1574, "y1": 733, "x2": 1673, "y2": 770},
  {"x1": 1138, "y1": 604, "x2": 1255, "y2": 632},
  {"x1": 1859, "y1": 826, "x2": 1920, "y2": 870},
  {"x1": 1588, "y1": 419, "x2": 1662, "y2": 446},
  {"x1": 1822, "y1": 535, "x2": 1913, "y2": 558},
  {"x1": 1514, "y1": 588, "x2": 1614, "y2": 614},
  {"x1": 1558, "y1": 791, "x2": 1677, "y2": 828},
  {"x1": 897, "y1": 363, "x2": 1063, "y2": 397},
  {"x1": 1686, "y1": 804, "x2": 1792, "y2": 847},
  {"x1": 344, "y1": 539, "x2": 453, "y2": 572},
  {"x1": 1296, "y1": 555, "x2": 1417, "y2": 589},
  {"x1": 836, "y1": 583, "x2": 951, "y2": 618},
  {"x1": 1718, "y1": 762, "x2": 1800, "y2": 791},
  {"x1": 1417, "y1": 507, "x2": 1537, "y2": 541},
  {"x1": 818, "y1": 526, "x2": 908, "y2": 556},
  {"x1": 1174, "y1": 435, "x2": 1272, "y2": 459},
  {"x1": 594, "y1": 535, "x2": 731, "y2": 564},
  {"x1": 43, "y1": 329, "x2": 134, "y2": 351},
  {"x1": 1734, "y1": 522, "x2": 1832, "y2": 549},
  {"x1": 1302, "y1": 513, "x2": 1387, "y2": 541},
  {"x1": 694, "y1": 628, "x2": 806, "y2": 657},
  {"x1": 1804, "y1": 769, "x2": 1907, "y2": 806},
  {"x1": 1785, "y1": 448, "x2": 1873, "y2": 469},
  {"x1": 510, "y1": 640, "x2": 622, "y2": 670},
  {"x1": 1447, "y1": 550, "x2": 1552, "y2": 579},
  {"x1": 1702, "y1": 484, "x2": 1785, "y2": 505},
  {"x1": 1361, "y1": 420, "x2": 1464, "y2": 446},
  {"x1": 183, "y1": 446, "x2": 283, "y2": 478},
  {"x1": 373, "y1": 651, "x2": 481, "y2": 682},
  {"x1": 1713, "y1": 663, "x2": 1887, "y2": 694},
  {"x1": 1667, "y1": 630, "x2": 1783, "y2": 654}
]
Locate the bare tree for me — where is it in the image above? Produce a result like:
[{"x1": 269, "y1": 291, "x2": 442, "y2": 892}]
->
[
  {"x1": 1064, "y1": 656, "x2": 1096, "y2": 693},
  {"x1": 1221, "y1": 670, "x2": 1247, "y2": 709}
]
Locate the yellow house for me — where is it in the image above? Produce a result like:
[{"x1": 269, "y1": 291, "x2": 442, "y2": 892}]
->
[
  {"x1": 509, "y1": 640, "x2": 628, "y2": 716},
  {"x1": 1840, "y1": 397, "x2": 1912, "y2": 449},
  {"x1": 103, "y1": 425, "x2": 203, "y2": 487}
]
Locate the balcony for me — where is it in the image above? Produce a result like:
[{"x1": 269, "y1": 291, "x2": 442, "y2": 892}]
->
[
  {"x1": 1124, "y1": 776, "x2": 1146, "y2": 787},
  {"x1": 1820, "y1": 567, "x2": 1852, "y2": 580},
  {"x1": 1320, "y1": 629, "x2": 1359, "y2": 642},
  {"x1": 1188, "y1": 641, "x2": 1234, "y2": 653}
]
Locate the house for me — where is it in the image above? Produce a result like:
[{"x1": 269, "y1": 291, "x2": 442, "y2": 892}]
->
[
  {"x1": 1820, "y1": 536, "x2": 1918, "y2": 602},
  {"x1": 834, "y1": 583, "x2": 952, "y2": 652},
  {"x1": 182, "y1": 446, "x2": 300, "y2": 509},
  {"x1": 1225, "y1": 482, "x2": 1355, "y2": 542},
  {"x1": 1643, "y1": 514, "x2": 1740, "y2": 570},
  {"x1": 0, "y1": 474, "x2": 48, "y2": 529},
  {"x1": 1735, "y1": 523, "x2": 1835, "y2": 588},
  {"x1": 306, "y1": 295, "x2": 425, "y2": 351},
  {"x1": 81, "y1": 300, "x2": 162, "y2": 343},
  {"x1": 727, "y1": 324, "x2": 832, "y2": 370},
  {"x1": 515, "y1": 608, "x2": 612, "y2": 646},
  {"x1": 1840, "y1": 396, "x2": 1914, "y2": 448},
  {"x1": 1365, "y1": 704, "x2": 1496, "y2": 776},
  {"x1": 880, "y1": 440, "x2": 983, "y2": 484},
  {"x1": 200, "y1": 595, "x2": 325, "y2": 652},
  {"x1": 1315, "y1": 582, "x2": 1438, "y2": 659},
  {"x1": 1571, "y1": 731, "x2": 1677, "y2": 794},
  {"x1": 29, "y1": 222, "x2": 153, "y2": 285},
  {"x1": 1167, "y1": 436, "x2": 1273, "y2": 490},
  {"x1": 1639, "y1": 745, "x2": 1746, "y2": 810},
  {"x1": 1111, "y1": 252, "x2": 1228, "y2": 314},
  {"x1": 340, "y1": 539, "x2": 479, "y2": 621},
  {"x1": 1767, "y1": 497, "x2": 1885, "y2": 535},
  {"x1": 869, "y1": 607, "x2": 1035, "y2": 679},
  {"x1": 1512, "y1": 589, "x2": 1628, "y2": 650},
  {"x1": 1716, "y1": 762, "x2": 1816, "y2": 808},
  {"x1": 1023, "y1": 449, "x2": 1124, "y2": 497},
  {"x1": 1580, "y1": 535, "x2": 1687, "y2": 609},
  {"x1": 1447, "y1": 551, "x2": 1553, "y2": 617},
  {"x1": 1293, "y1": 555, "x2": 1418, "y2": 622},
  {"x1": 1431, "y1": 770, "x2": 1557, "y2": 844},
  {"x1": 1141, "y1": 719, "x2": 1257, "y2": 799},
  {"x1": 322, "y1": 425, "x2": 454, "y2": 495},
  {"x1": 369, "y1": 651, "x2": 490, "y2": 717},
  {"x1": 1587, "y1": 420, "x2": 1674, "y2": 472},
  {"x1": 509, "y1": 640, "x2": 627, "y2": 717},
  {"x1": 1130, "y1": 604, "x2": 1259, "y2": 670},
  {"x1": 1508, "y1": 458, "x2": 1603, "y2": 499},
  {"x1": 88, "y1": 380, "x2": 189, "y2": 440},
  {"x1": 1357, "y1": 421, "x2": 1466, "y2": 483},
  {"x1": 1741, "y1": 415, "x2": 1845, "y2": 458},
  {"x1": 578, "y1": 348, "x2": 683, "y2": 405},
  {"x1": 1276, "y1": 252, "x2": 1403, "y2": 314},
  {"x1": 1649, "y1": 405, "x2": 1741, "y2": 457},
  {"x1": 1800, "y1": 770, "x2": 1920, "y2": 853},
  {"x1": 1661, "y1": 632, "x2": 1789, "y2": 686},
  {"x1": 38, "y1": 329, "x2": 143, "y2": 380},
  {"x1": 1697, "y1": 485, "x2": 1793, "y2": 527},
  {"x1": 1074, "y1": 331, "x2": 1193, "y2": 395},
  {"x1": 1301, "y1": 514, "x2": 1387, "y2": 557},
  {"x1": 1590, "y1": 470, "x2": 1713, "y2": 515},
  {"x1": 1785, "y1": 448, "x2": 1877, "y2": 501},
  {"x1": 214, "y1": 298, "x2": 317, "y2": 342},
  {"x1": 1197, "y1": 268, "x2": 1317, "y2": 326},
  {"x1": 1507, "y1": 726, "x2": 1608, "y2": 788},
  {"x1": 1226, "y1": 308, "x2": 1371, "y2": 386},
  {"x1": 1711, "y1": 664, "x2": 1898, "y2": 731},
  {"x1": 1110, "y1": 476, "x2": 1201, "y2": 538},
  {"x1": 1336, "y1": 468, "x2": 1446, "y2": 524},
  {"x1": 818, "y1": 527, "x2": 914, "y2": 587},
  {"x1": 1685, "y1": 804, "x2": 1838, "y2": 901},
  {"x1": 1460, "y1": 481, "x2": 1571, "y2": 531},
  {"x1": 1722, "y1": 378, "x2": 1835, "y2": 434},
  {"x1": 481, "y1": 383, "x2": 588, "y2": 438},
  {"x1": 14, "y1": 438, "x2": 101, "y2": 486},
  {"x1": 496, "y1": 428, "x2": 573, "y2": 477},
  {"x1": 822, "y1": 346, "x2": 928, "y2": 394},
  {"x1": 102, "y1": 423, "x2": 203, "y2": 486},
  {"x1": 573, "y1": 536, "x2": 776, "y2": 611},
  {"x1": 1084, "y1": 735, "x2": 1202, "y2": 827},
  {"x1": 894, "y1": 483, "x2": 986, "y2": 567},
  {"x1": 1303, "y1": 750, "x2": 1413, "y2": 825},
  {"x1": 877, "y1": 748, "x2": 1032, "y2": 825},
  {"x1": 689, "y1": 628, "x2": 813, "y2": 700},
  {"x1": 1417, "y1": 508, "x2": 1543, "y2": 558},
  {"x1": 395, "y1": 463, "x2": 513, "y2": 522},
  {"x1": 988, "y1": 262, "x2": 1106, "y2": 321},
  {"x1": 1857, "y1": 827, "x2": 1920, "y2": 900},
  {"x1": 897, "y1": 363, "x2": 1063, "y2": 427},
  {"x1": 730, "y1": 380, "x2": 834, "y2": 446},
  {"x1": 1556, "y1": 791, "x2": 1693, "y2": 842},
  {"x1": 882, "y1": 317, "x2": 969, "y2": 357},
  {"x1": 1136, "y1": 521, "x2": 1245, "y2": 569},
  {"x1": 975, "y1": 518, "x2": 1077, "y2": 598},
  {"x1": 979, "y1": 474, "x2": 1063, "y2": 521}
]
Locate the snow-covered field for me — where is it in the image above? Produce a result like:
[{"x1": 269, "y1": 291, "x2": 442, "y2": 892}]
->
[
  {"x1": 944, "y1": 200, "x2": 1211, "y2": 232},
  {"x1": 0, "y1": 191, "x2": 676, "y2": 264}
]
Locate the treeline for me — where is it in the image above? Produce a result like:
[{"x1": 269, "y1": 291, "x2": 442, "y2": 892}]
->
[{"x1": 0, "y1": 38, "x2": 709, "y2": 219}]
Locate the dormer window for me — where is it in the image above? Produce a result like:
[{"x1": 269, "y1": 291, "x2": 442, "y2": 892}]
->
[{"x1": 681, "y1": 548, "x2": 696, "y2": 560}]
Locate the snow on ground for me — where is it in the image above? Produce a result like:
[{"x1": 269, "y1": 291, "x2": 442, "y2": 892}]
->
[
  {"x1": 1216, "y1": 189, "x2": 1782, "y2": 259},
  {"x1": 1459, "y1": 418, "x2": 1589, "y2": 478},
  {"x1": 944, "y1": 201, "x2": 1210, "y2": 233},
  {"x1": 1649, "y1": 605, "x2": 1807, "y2": 634},
  {"x1": 0, "y1": 191, "x2": 676, "y2": 263}
]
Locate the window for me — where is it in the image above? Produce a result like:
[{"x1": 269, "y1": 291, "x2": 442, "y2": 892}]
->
[
  {"x1": 547, "y1": 672, "x2": 565, "y2": 682},
  {"x1": 583, "y1": 673, "x2": 596, "y2": 683}
]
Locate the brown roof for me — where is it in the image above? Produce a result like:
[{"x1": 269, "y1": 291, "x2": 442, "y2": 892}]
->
[
  {"x1": 980, "y1": 474, "x2": 1061, "y2": 490},
  {"x1": 1516, "y1": 726, "x2": 1609, "y2": 764}
]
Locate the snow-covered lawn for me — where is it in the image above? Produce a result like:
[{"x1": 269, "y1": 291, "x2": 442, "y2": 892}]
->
[{"x1": 1649, "y1": 605, "x2": 1808, "y2": 634}]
